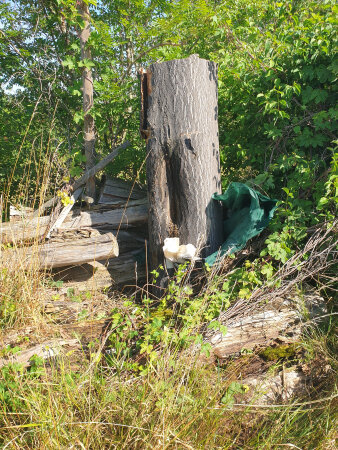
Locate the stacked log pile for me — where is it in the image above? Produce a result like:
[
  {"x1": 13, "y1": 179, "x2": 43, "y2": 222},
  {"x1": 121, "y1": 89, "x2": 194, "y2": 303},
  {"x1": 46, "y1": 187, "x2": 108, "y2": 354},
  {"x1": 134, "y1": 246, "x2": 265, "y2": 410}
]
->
[{"x1": 0, "y1": 176, "x2": 148, "y2": 290}]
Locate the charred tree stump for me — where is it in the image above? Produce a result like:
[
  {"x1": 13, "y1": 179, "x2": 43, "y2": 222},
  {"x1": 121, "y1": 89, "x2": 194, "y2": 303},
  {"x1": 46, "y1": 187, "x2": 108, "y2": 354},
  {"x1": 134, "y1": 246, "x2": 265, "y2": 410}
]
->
[{"x1": 141, "y1": 55, "x2": 223, "y2": 270}]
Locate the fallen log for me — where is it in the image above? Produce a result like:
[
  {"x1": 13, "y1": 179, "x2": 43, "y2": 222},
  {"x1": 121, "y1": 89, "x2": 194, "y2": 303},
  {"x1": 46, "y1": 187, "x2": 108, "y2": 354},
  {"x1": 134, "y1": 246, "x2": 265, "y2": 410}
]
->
[
  {"x1": 0, "y1": 338, "x2": 79, "y2": 369},
  {"x1": 205, "y1": 291, "x2": 327, "y2": 359},
  {"x1": 33, "y1": 141, "x2": 130, "y2": 217},
  {"x1": 0, "y1": 201, "x2": 148, "y2": 244},
  {"x1": 2, "y1": 232, "x2": 119, "y2": 269},
  {"x1": 240, "y1": 366, "x2": 310, "y2": 405},
  {"x1": 52, "y1": 251, "x2": 146, "y2": 291},
  {"x1": 62, "y1": 201, "x2": 148, "y2": 231}
]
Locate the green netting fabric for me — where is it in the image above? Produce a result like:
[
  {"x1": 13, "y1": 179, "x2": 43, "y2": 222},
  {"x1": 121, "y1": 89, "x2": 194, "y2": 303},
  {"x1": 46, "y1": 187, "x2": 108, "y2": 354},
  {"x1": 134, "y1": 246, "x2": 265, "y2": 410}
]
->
[{"x1": 205, "y1": 182, "x2": 278, "y2": 266}]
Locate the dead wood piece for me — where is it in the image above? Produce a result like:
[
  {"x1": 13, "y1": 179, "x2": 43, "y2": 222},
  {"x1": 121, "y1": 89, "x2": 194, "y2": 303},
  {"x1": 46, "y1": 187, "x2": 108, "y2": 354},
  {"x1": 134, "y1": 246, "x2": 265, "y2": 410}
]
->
[
  {"x1": 10, "y1": 205, "x2": 34, "y2": 222},
  {"x1": 207, "y1": 292, "x2": 327, "y2": 359},
  {"x1": 43, "y1": 293, "x2": 111, "y2": 323},
  {"x1": 1, "y1": 327, "x2": 34, "y2": 347},
  {"x1": 210, "y1": 302, "x2": 301, "y2": 359},
  {"x1": 0, "y1": 202, "x2": 147, "y2": 245},
  {"x1": 60, "y1": 203, "x2": 148, "y2": 231},
  {"x1": 98, "y1": 177, "x2": 146, "y2": 205},
  {"x1": 1, "y1": 214, "x2": 52, "y2": 244},
  {"x1": 52, "y1": 251, "x2": 146, "y2": 291},
  {"x1": 87, "y1": 197, "x2": 148, "y2": 210},
  {"x1": 48, "y1": 227, "x2": 101, "y2": 242},
  {"x1": 240, "y1": 366, "x2": 310, "y2": 405},
  {"x1": 46, "y1": 187, "x2": 83, "y2": 238},
  {"x1": 32, "y1": 141, "x2": 130, "y2": 217},
  {"x1": 0, "y1": 339, "x2": 79, "y2": 368},
  {"x1": 59, "y1": 319, "x2": 111, "y2": 343},
  {"x1": 2, "y1": 232, "x2": 119, "y2": 269}
]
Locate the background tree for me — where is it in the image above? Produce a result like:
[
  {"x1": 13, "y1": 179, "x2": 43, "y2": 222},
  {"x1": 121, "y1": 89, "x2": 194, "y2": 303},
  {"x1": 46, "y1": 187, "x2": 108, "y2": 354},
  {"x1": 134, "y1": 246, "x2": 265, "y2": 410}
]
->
[{"x1": 77, "y1": 0, "x2": 96, "y2": 200}]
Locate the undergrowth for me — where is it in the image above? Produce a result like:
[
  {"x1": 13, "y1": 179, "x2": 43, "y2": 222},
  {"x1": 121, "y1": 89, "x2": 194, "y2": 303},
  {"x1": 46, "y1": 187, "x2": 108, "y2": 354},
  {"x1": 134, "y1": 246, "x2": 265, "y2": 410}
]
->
[
  {"x1": 0, "y1": 242, "x2": 337, "y2": 448},
  {"x1": 0, "y1": 310, "x2": 336, "y2": 449}
]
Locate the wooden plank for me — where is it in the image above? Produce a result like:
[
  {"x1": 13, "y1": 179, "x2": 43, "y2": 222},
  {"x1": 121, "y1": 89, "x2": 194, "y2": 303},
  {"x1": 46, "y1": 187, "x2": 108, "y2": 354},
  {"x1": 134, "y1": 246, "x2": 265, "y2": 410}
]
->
[
  {"x1": 52, "y1": 251, "x2": 146, "y2": 291},
  {"x1": 3, "y1": 232, "x2": 119, "y2": 269},
  {"x1": 0, "y1": 202, "x2": 148, "y2": 244},
  {"x1": 33, "y1": 141, "x2": 130, "y2": 216},
  {"x1": 46, "y1": 187, "x2": 83, "y2": 238},
  {"x1": 98, "y1": 177, "x2": 146, "y2": 204}
]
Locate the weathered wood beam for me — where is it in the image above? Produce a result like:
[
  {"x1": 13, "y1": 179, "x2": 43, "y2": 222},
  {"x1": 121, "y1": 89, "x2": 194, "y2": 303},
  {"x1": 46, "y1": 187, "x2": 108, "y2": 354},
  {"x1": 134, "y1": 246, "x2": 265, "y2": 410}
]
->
[
  {"x1": 52, "y1": 251, "x2": 146, "y2": 291},
  {"x1": 33, "y1": 141, "x2": 130, "y2": 216},
  {"x1": 0, "y1": 200, "x2": 147, "y2": 244},
  {"x1": 3, "y1": 232, "x2": 119, "y2": 269}
]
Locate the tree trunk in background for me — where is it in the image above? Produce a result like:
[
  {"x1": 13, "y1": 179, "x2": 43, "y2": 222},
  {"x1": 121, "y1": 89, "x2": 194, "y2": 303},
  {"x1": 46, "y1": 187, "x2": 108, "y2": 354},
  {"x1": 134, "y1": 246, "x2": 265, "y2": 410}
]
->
[
  {"x1": 78, "y1": 1, "x2": 95, "y2": 200},
  {"x1": 142, "y1": 55, "x2": 223, "y2": 270}
]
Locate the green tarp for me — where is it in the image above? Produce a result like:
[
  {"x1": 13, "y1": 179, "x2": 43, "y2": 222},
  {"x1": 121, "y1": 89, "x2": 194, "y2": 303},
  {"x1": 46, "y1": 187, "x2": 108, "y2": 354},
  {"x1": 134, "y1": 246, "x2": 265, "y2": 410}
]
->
[{"x1": 205, "y1": 182, "x2": 278, "y2": 266}]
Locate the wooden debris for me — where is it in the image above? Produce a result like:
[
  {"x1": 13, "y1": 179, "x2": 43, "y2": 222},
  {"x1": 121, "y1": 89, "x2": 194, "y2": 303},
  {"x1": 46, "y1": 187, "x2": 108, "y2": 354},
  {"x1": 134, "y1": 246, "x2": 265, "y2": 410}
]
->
[
  {"x1": 62, "y1": 201, "x2": 148, "y2": 231},
  {"x1": 33, "y1": 141, "x2": 130, "y2": 216},
  {"x1": 52, "y1": 250, "x2": 146, "y2": 291},
  {"x1": 0, "y1": 338, "x2": 79, "y2": 368},
  {"x1": 239, "y1": 366, "x2": 310, "y2": 405},
  {"x1": 46, "y1": 187, "x2": 83, "y2": 238},
  {"x1": 60, "y1": 318, "x2": 111, "y2": 343},
  {"x1": 10, "y1": 205, "x2": 34, "y2": 222},
  {"x1": 3, "y1": 232, "x2": 119, "y2": 269},
  {"x1": 0, "y1": 201, "x2": 148, "y2": 244},
  {"x1": 206, "y1": 292, "x2": 327, "y2": 359},
  {"x1": 99, "y1": 177, "x2": 146, "y2": 205}
]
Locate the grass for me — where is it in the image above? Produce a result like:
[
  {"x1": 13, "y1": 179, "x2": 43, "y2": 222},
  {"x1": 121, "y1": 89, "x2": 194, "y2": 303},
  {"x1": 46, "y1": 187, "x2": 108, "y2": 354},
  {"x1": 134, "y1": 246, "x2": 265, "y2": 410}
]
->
[
  {"x1": 0, "y1": 261, "x2": 337, "y2": 449},
  {"x1": 0, "y1": 156, "x2": 337, "y2": 449},
  {"x1": 0, "y1": 345, "x2": 336, "y2": 449}
]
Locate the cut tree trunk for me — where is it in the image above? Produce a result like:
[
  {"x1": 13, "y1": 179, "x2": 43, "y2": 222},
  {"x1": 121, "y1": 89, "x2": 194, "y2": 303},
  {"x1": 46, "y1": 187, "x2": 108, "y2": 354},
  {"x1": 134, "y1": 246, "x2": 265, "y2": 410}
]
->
[
  {"x1": 2, "y1": 232, "x2": 119, "y2": 269},
  {"x1": 142, "y1": 55, "x2": 223, "y2": 269}
]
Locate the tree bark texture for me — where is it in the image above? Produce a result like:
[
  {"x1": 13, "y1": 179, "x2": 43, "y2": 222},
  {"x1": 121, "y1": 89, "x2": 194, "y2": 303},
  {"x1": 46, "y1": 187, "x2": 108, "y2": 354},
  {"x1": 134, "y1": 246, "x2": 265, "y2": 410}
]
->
[
  {"x1": 142, "y1": 55, "x2": 223, "y2": 269},
  {"x1": 78, "y1": 0, "x2": 96, "y2": 199}
]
